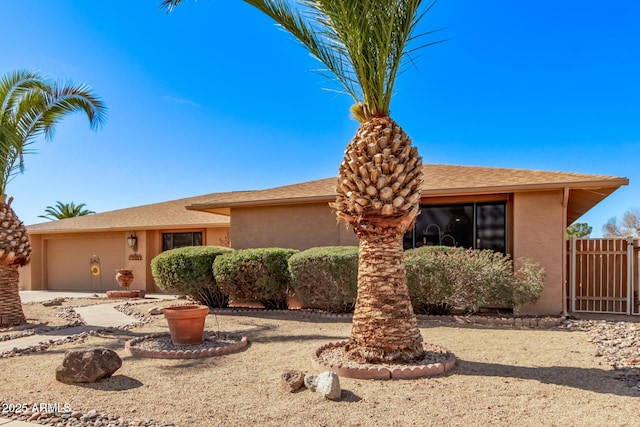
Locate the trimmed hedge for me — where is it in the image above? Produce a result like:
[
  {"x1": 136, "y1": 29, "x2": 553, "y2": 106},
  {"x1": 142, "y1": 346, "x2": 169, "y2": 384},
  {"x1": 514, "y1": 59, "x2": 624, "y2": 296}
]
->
[
  {"x1": 405, "y1": 246, "x2": 545, "y2": 314},
  {"x1": 150, "y1": 246, "x2": 233, "y2": 307},
  {"x1": 289, "y1": 246, "x2": 358, "y2": 313},
  {"x1": 213, "y1": 248, "x2": 298, "y2": 309}
]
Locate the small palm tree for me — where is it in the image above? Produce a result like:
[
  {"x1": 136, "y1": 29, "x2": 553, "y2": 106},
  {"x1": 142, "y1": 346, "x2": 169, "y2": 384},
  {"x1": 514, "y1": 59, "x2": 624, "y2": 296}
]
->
[
  {"x1": 162, "y1": 0, "x2": 441, "y2": 363},
  {"x1": 0, "y1": 69, "x2": 106, "y2": 326},
  {"x1": 39, "y1": 201, "x2": 95, "y2": 221}
]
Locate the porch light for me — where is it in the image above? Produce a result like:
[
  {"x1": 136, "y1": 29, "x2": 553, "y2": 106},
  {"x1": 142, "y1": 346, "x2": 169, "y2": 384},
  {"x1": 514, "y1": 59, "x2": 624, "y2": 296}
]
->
[{"x1": 127, "y1": 234, "x2": 137, "y2": 249}]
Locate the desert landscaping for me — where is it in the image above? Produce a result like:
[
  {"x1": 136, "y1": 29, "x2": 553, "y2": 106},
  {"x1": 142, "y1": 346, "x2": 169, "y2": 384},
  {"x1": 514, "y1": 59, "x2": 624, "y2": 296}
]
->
[{"x1": 0, "y1": 296, "x2": 639, "y2": 427}]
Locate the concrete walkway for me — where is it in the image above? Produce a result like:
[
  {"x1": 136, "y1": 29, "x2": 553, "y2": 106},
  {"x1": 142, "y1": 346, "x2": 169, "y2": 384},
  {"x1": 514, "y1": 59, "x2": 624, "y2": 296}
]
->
[
  {"x1": 0, "y1": 302, "x2": 140, "y2": 353},
  {"x1": 1, "y1": 291, "x2": 177, "y2": 426},
  {"x1": 0, "y1": 291, "x2": 176, "y2": 354}
]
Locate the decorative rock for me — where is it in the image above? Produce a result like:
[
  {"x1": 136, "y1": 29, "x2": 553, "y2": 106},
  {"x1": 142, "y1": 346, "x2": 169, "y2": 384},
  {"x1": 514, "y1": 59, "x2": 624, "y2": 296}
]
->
[
  {"x1": 55, "y1": 348, "x2": 122, "y2": 384},
  {"x1": 281, "y1": 369, "x2": 305, "y2": 392},
  {"x1": 315, "y1": 371, "x2": 341, "y2": 400},
  {"x1": 304, "y1": 374, "x2": 318, "y2": 392},
  {"x1": 148, "y1": 307, "x2": 164, "y2": 315}
]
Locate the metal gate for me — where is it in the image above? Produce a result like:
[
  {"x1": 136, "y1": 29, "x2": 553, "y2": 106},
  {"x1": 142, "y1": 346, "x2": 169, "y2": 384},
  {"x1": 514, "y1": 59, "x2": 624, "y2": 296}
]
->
[{"x1": 567, "y1": 237, "x2": 640, "y2": 315}]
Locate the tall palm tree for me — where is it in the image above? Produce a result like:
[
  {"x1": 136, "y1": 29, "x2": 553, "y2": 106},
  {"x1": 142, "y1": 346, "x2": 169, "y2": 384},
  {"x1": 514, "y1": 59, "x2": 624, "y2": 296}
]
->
[
  {"x1": 0, "y1": 69, "x2": 106, "y2": 326},
  {"x1": 39, "y1": 201, "x2": 95, "y2": 221},
  {"x1": 161, "y1": 0, "x2": 440, "y2": 363}
]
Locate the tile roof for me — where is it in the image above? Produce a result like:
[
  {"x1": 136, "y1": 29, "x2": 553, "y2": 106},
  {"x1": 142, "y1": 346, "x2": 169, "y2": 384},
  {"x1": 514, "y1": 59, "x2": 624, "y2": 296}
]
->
[
  {"x1": 26, "y1": 191, "x2": 246, "y2": 234},
  {"x1": 27, "y1": 164, "x2": 628, "y2": 234},
  {"x1": 187, "y1": 164, "x2": 628, "y2": 210}
]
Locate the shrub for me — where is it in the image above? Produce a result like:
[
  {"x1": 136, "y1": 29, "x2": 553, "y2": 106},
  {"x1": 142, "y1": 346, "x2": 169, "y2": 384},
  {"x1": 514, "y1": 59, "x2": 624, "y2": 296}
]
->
[
  {"x1": 213, "y1": 248, "x2": 298, "y2": 309},
  {"x1": 405, "y1": 246, "x2": 460, "y2": 314},
  {"x1": 150, "y1": 246, "x2": 233, "y2": 307},
  {"x1": 493, "y1": 258, "x2": 546, "y2": 308},
  {"x1": 289, "y1": 246, "x2": 358, "y2": 313},
  {"x1": 405, "y1": 246, "x2": 545, "y2": 314}
]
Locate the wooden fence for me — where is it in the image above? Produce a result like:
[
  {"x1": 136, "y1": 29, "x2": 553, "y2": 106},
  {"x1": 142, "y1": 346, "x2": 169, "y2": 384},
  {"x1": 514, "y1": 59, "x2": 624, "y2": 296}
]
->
[{"x1": 567, "y1": 237, "x2": 640, "y2": 315}]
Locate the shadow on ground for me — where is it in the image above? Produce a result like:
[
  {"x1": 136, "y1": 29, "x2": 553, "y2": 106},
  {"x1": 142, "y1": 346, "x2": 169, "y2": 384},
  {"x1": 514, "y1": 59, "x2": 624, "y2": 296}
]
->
[
  {"x1": 75, "y1": 375, "x2": 143, "y2": 391},
  {"x1": 454, "y1": 359, "x2": 638, "y2": 397}
]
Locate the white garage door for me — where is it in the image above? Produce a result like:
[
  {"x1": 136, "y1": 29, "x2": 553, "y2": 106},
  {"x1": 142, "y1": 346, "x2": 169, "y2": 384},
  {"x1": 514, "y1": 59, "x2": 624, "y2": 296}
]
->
[{"x1": 47, "y1": 238, "x2": 124, "y2": 291}]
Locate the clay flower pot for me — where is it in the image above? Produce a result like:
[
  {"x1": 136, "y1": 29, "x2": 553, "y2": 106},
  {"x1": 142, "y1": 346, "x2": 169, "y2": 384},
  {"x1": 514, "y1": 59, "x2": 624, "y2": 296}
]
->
[
  {"x1": 163, "y1": 305, "x2": 209, "y2": 345},
  {"x1": 115, "y1": 269, "x2": 134, "y2": 287}
]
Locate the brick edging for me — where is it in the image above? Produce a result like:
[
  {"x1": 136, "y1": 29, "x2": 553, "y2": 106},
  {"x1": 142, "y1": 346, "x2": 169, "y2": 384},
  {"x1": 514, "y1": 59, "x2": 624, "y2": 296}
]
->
[
  {"x1": 311, "y1": 341, "x2": 457, "y2": 380},
  {"x1": 125, "y1": 332, "x2": 248, "y2": 359},
  {"x1": 209, "y1": 307, "x2": 564, "y2": 328}
]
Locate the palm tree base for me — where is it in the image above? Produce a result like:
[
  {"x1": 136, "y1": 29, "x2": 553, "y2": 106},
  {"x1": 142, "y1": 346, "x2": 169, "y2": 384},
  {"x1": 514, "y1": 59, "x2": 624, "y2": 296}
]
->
[
  {"x1": 313, "y1": 340, "x2": 456, "y2": 380},
  {"x1": 0, "y1": 263, "x2": 26, "y2": 327},
  {"x1": 346, "y1": 215, "x2": 425, "y2": 364}
]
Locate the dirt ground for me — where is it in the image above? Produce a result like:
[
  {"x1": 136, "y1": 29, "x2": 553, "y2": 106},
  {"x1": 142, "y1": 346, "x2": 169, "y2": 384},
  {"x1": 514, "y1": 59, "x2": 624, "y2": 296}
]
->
[{"x1": 1, "y1": 298, "x2": 638, "y2": 427}]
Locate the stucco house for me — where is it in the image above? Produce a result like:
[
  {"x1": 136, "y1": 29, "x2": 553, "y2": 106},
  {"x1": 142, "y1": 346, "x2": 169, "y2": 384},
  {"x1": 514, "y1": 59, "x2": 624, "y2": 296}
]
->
[{"x1": 21, "y1": 164, "x2": 628, "y2": 315}]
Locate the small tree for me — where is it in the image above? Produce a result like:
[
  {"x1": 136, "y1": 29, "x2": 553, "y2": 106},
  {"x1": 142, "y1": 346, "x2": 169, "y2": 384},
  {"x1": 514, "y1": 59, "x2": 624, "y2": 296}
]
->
[
  {"x1": 603, "y1": 209, "x2": 640, "y2": 237},
  {"x1": 566, "y1": 222, "x2": 592, "y2": 238}
]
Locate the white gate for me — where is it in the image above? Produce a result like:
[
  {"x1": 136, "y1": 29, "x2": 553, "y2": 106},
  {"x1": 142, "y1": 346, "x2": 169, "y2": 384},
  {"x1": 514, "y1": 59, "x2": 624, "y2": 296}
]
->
[{"x1": 568, "y1": 237, "x2": 640, "y2": 315}]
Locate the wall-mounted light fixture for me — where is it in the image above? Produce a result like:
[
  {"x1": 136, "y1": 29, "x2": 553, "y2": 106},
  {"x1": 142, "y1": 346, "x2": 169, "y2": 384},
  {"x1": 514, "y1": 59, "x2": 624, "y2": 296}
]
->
[{"x1": 127, "y1": 233, "x2": 138, "y2": 249}]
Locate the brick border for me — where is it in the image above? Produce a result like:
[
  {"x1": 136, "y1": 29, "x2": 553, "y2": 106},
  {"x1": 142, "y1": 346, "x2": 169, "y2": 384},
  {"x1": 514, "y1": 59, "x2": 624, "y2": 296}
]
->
[
  {"x1": 125, "y1": 332, "x2": 248, "y2": 359},
  {"x1": 210, "y1": 307, "x2": 564, "y2": 328},
  {"x1": 311, "y1": 340, "x2": 456, "y2": 380}
]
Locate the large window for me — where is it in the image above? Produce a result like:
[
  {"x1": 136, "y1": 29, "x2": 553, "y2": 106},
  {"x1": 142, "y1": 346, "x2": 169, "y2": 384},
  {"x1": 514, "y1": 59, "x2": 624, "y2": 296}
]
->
[
  {"x1": 162, "y1": 232, "x2": 203, "y2": 251},
  {"x1": 403, "y1": 202, "x2": 506, "y2": 253}
]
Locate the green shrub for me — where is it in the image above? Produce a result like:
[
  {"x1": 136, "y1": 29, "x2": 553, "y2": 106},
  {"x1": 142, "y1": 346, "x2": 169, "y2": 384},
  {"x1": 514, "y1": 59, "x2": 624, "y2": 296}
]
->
[
  {"x1": 289, "y1": 246, "x2": 358, "y2": 313},
  {"x1": 405, "y1": 246, "x2": 460, "y2": 314},
  {"x1": 213, "y1": 248, "x2": 298, "y2": 309},
  {"x1": 405, "y1": 246, "x2": 545, "y2": 314},
  {"x1": 150, "y1": 246, "x2": 233, "y2": 307},
  {"x1": 493, "y1": 258, "x2": 546, "y2": 308}
]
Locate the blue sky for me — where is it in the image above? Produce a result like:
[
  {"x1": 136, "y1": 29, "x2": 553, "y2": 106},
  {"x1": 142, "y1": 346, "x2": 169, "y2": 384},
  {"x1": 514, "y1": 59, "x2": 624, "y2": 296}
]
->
[{"x1": 1, "y1": 1, "x2": 638, "y2": 236}]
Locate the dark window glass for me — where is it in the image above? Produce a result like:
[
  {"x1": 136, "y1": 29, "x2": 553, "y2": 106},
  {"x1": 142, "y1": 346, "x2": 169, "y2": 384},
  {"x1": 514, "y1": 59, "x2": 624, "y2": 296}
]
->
[
  {"x1": 162, "y1": 232, "x2": 203, "y2": 251},
  {"x1": 404, "y1": 202, "x2": 506, "y2": 254},
  {"x1": 476, "y1": 203, "x2": 506, "y2": 252},
  {"x1": 414, "y1": 205, "x2": 473, "y2": 248}
]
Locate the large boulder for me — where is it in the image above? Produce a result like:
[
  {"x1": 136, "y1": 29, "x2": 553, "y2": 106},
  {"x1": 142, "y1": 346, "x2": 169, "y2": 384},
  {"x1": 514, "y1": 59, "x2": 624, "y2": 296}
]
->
[{"x1": 56, "y1": 348, "x2": 122, "y2": 384}]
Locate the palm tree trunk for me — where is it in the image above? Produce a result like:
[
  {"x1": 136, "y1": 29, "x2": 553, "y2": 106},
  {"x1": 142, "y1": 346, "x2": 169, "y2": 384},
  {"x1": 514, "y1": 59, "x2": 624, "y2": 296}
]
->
[
  {"x1": 346, "y1": 217, "x2": 424, "y2": 364},
  {"x1": 0, "y1": 263, "x2": 26, "y2": 327}
]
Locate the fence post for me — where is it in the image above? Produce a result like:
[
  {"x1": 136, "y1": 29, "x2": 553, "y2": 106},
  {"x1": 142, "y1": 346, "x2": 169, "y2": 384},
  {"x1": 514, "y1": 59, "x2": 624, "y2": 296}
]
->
[
  {"x1": 570, "y1": 237, "x2": 576, "y2": 313},
  {"x1": 627, "y1": 236, "x2": 634, "y2": 315}
]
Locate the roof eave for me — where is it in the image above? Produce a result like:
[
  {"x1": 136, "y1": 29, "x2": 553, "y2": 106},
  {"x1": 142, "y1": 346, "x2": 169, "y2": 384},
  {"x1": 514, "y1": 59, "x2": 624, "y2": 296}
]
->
[
  {"x1": 186, "y1": 178, "x2": 629, "y2": 211},
  {"x1": 26, "y1": 222, "x2": 230, "y2": 235},
  {"x1": 187, "y1": 195, "x2": 336, "y2": 212}
]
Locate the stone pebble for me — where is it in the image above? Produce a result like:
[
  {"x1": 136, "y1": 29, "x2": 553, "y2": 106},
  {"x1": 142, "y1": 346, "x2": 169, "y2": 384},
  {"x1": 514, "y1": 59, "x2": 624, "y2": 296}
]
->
[
  {"x1": 0, "y1": 302, "x2": 151, "y2": 358},
  {"x1": 562, "y1": 318, "x2": 640, "y2": 388},
  {"x1": 1, "y1": 407, "x2": 174, "y2": 426}
]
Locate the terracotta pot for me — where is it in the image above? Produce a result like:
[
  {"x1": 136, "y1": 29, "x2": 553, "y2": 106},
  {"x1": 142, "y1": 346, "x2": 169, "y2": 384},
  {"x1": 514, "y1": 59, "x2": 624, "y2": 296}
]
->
[
  {"x1": 115, "y1": 269, "x2": 134, "y2": 287},
  {"x1": 163, "y1": 305, "x2": 209, "y2": 345}
]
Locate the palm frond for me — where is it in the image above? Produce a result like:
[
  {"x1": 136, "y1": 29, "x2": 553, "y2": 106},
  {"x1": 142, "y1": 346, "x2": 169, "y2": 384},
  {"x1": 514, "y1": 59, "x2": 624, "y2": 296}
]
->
[
  {"x1": 0, "y1": 69, "x2": 107, "y2": 195},
  {"x1": 38, "y1": 201, "x2": 95, "y2": 220},
  {"x1": 162, "y1": 1, "x2": 440, "y2": 119},
  {"x1": 244, "y1": 0, "x2": 438, "y2": 119}
]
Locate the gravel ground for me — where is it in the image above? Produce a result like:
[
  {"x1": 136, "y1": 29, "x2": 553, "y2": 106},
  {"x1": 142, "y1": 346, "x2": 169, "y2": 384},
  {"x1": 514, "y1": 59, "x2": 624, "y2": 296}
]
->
[{"x1": 0, "y1": 298, "x2": 639, "y2": 427}]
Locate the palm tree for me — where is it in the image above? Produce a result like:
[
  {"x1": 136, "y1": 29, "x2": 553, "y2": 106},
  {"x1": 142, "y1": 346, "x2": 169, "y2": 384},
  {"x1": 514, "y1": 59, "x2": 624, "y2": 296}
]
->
[
  {"x1": 162, "y1": 0, "x2": 440, "y2": 363},
  {"x1": 0, "y1": 69, "x2": 106, "y2": 326},
  {"x1": 39, "y1": 201, "x2": 95, "y2": 221}
]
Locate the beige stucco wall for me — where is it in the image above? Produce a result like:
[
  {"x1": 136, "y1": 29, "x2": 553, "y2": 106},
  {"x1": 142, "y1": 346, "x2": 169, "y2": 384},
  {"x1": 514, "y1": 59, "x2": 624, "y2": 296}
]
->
[
  {"x1": 18, "y1": 234, "x2": 42, "y2": 290},
  {"x1": 513, "y1": 190, "x2": 565, "y2": 315},
  {"x1": 230, "y1": 203, "x2": 358, "y2": 251},
  {"x1": 20, "y1": 227, "x2": 230, "y2": 293},
  {"x1": 19, "y1": 232, "x2": 125, "y2": 291}
]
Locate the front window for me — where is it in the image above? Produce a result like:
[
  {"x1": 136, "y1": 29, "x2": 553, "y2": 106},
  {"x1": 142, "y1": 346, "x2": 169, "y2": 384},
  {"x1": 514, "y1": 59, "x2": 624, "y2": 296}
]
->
[
  {"x1": 403, "y1": 202, "x2": 506, "y2": 253},
  {"x1": 162, "y1": 232, "x2": 203, "y2": 251}
]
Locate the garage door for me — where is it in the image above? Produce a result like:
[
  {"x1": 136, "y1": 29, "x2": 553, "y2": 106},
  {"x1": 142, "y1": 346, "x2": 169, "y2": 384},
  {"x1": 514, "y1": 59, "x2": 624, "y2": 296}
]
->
[{"x1": 47, "y1": 238, "x2": 124, "y2": 291}]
